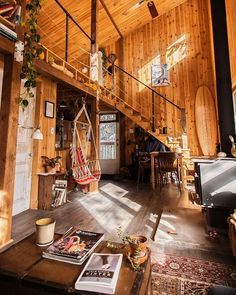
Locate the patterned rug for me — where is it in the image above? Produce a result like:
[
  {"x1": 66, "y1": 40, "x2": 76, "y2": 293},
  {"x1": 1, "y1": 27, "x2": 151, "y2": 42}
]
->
[{"x1": 151, "y1": 253, "x2": 236, "y2": 295}]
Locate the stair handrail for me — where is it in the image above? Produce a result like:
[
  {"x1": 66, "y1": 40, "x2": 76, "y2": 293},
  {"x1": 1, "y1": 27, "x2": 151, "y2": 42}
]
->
[{"x1": 114, "y1": 64, "x2": 182, "y2": 110}]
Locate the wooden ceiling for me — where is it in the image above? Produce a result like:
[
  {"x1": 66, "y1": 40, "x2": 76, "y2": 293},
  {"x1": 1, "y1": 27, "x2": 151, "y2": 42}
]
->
[{"x1": 38, "y1": 0, "x2": 187, "y2": 62}]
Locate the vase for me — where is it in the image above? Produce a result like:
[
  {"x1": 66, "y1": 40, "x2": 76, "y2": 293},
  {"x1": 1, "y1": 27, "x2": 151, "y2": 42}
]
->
[
  {"x1": 128, "y1": 235, "x2": 148, "y2": 264},
  {"x1": 45, "y1": 166, "x2": 56, "y2": 173}
]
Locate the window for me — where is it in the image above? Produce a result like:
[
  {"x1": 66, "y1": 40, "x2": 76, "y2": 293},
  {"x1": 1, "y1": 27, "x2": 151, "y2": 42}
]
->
[{"x1": 99, "y1": 113, "x2": 117, "y2": 160}]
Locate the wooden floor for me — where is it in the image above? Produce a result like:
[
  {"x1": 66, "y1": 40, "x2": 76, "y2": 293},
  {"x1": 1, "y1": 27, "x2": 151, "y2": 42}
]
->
[{"x1": 10, "y1": 179, "x2": 236, "y2": 265}]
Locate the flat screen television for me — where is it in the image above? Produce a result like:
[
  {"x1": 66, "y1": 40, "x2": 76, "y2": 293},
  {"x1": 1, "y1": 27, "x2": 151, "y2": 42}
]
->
[{"x1": 197, "y1": 159, "x2": 236, "y2": 209}]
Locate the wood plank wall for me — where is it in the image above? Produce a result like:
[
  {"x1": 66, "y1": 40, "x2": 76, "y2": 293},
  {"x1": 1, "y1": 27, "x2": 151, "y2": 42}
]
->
[
  {"x1": 225, "y1": 0, "x2": 236, "y2": 89},
  {"x1": 30, "y1": 76, "x2": 57, "y2": 209},
  {"x1": 105, "y1": 0, "x2": 217, "y2": 157}
]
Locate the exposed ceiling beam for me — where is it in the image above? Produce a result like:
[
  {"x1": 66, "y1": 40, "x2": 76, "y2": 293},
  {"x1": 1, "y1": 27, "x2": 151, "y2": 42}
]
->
[{"x1": 99, "y1": 0, "x2": 123, "y2": 39}]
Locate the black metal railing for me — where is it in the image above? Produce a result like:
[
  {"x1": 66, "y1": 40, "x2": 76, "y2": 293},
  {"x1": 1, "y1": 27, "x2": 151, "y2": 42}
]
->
[
  {"x1": 54, "y1": 0, "x2": 91, "y2": 62},
  {"x1": 113, "y1": 64, "x2": 185, "y2": 134}
]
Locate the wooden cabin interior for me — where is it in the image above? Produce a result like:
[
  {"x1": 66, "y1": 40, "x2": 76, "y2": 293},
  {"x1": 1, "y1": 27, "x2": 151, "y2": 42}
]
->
[{"x1": 0, "y1": 0, "x2": 236, "y2": 294}]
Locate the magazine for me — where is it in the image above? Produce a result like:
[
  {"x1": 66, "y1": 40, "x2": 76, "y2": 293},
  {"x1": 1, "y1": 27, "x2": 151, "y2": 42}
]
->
[
  {"x1": 42, "y1": 227, "x2": 104, "y2": 265},
  {"x1": 75, "y1": 253, "x2": 123, "y2": 294}
]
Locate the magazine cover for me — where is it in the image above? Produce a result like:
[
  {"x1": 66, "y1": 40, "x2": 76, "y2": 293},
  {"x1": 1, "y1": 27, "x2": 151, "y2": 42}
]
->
[
  {"x1": 43, "y1": 227, "x2": 104, "y2": 265},
  {"x1": 75, "y1": 253, "x2": 123, "y2": 294}
]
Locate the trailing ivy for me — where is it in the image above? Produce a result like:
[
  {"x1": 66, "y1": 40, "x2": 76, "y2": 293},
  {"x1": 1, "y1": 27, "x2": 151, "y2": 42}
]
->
[{"x1": 19, "y1": 0, "x2": 43, "y2": 110}]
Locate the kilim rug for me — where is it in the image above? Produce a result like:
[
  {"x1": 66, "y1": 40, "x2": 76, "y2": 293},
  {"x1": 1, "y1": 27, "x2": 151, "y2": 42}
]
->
[{"x1": 151, "y1": 253, "x2": 236, "y2": 295}]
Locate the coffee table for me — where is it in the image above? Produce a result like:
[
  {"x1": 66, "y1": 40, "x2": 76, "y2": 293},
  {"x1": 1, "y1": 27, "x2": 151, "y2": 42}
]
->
[{"x1": 0, "y1": 233, "x2": 151, "y2": 295}]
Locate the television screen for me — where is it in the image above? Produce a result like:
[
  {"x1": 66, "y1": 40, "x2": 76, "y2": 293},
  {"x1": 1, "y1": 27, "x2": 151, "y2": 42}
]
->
[{"x1": 197, "y1": 159, "x2": 236, "y2": 209}]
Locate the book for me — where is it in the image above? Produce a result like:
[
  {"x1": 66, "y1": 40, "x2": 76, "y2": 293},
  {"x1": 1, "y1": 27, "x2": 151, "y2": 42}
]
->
[
  {"x1": 0, "y1": 4, "x2": 13, "y2": 15},
  {"x1": 51, "y1": 179, "x2": 67, "y2": 208},
  {"x1": 11, "y1": 4, "x2": 20, "y2": 24},
  {"x1": 42, "y1": 227, "x2": 104, "y2": 265},
  {"x1": 2, "y1": 3, "x2": 17, "y2": 19},
  {"x1": 75, "y1": 253, "x2": 123, "y2": 294},
  {"x1": 0, "y1": 1, "x2": 16, "y2": 5}
]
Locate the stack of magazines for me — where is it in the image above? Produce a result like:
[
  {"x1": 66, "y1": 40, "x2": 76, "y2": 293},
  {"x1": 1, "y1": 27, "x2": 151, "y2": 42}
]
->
[
  {"x1": 75, "y1": 253, "x2": 123, "y2": 294},
  {"x1": 51, "y1": 180, "x2": 67, "y2": 208},
  {"x1": 42, "y1": 227, "x2": 104, "y2": 265}
]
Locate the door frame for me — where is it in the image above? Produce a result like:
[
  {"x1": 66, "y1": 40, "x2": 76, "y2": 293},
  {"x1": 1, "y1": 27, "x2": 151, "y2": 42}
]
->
[{"x1": 99, "y1": 111, "x2": 120, "y2": 175}]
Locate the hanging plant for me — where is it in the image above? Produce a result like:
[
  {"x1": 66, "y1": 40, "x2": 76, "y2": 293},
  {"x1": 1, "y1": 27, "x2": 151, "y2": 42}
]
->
[{"x1": 19, "y1": 0, "x2": 43, "y2": 110}]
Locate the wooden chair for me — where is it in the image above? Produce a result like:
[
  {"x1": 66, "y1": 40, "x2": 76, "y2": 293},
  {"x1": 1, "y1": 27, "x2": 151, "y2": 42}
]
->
[
  {"x1": 155, "y1": 151, "x2": 181, "y2": 191},
  {"x1": 137, "y1": 152, "x2": 151, "y2": 188}
]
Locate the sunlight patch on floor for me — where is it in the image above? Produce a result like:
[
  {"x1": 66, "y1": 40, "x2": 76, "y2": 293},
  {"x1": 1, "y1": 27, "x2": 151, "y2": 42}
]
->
[
  {"x1": 149, "y1": 213, "x2": 159, "y2": 223},
  {"x1": 99, "y1": 183, "x2": 141, "y2": 212},
  {"x1": 78, "y1": 192, "x2": 134, "y2": 234},
  {"x1": 100, "y1": 183, "x2": 128, "y2": 198},
  {"x1": 160, "y1": 219, "x2": 176, "y2": 231},
  {"x1": 156, "y1": 229, "x2": 174, "y2": 241},
  {"x1": 161, "y1": 213, "x2": 178, "y2": 220}
]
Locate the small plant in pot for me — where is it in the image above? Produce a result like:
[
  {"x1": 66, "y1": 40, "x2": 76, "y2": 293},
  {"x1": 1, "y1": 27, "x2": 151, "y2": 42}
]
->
[
  {"x1": 41, "y1": 156, "x2": 62, "y2": 173},
  {"x1": 116, "y1": 226, "x2": 148, "y2": 270}
]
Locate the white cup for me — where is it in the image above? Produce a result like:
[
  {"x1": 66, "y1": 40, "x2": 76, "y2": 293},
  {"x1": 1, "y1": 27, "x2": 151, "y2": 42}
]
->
[{"x1": 35, "y1": 217, "x2": 56, "y2": 247}]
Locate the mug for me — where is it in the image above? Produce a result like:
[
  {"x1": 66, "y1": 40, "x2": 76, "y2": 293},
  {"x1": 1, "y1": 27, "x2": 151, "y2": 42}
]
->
[{"x1": 35, "y1": 217, "x2": 56, "y2": 247}]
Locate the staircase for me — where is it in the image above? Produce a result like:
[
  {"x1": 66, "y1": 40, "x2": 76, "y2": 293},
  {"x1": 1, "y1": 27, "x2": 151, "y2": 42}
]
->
[{"x1": 42, "y1": 46, "x2": 185, "y2": 147}]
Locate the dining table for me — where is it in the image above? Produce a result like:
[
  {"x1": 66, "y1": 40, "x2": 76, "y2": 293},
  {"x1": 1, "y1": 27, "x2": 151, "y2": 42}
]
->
[{"x1": 150, "y1": 151, "x2": 184, "y2": 190}]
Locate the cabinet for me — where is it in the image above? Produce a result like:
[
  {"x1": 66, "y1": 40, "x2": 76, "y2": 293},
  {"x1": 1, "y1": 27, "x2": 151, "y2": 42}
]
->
[{"x1": 38, "y1": 173, "x2": 66, "y2": 210}]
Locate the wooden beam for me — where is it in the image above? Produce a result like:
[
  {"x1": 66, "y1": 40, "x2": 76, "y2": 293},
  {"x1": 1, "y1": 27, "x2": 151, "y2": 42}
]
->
[
  {"x1": 99, "y1": 0, "x2": 123, "y2": 39},
  {"x1": 115, "y1": 38, "x2": 125, "y2": 167},
  {"x1": 0, "y1": 35, "x2": 14, "y2": 54},
  {"x1": 0, "y1": 55, "x2": 21, "y2": 248},
  {"x1": 210, "y1": 0, "x2": 234, "y2": 155},
  {"x1": 91, "y1": 0, "x2": 99, "y2": 53}
]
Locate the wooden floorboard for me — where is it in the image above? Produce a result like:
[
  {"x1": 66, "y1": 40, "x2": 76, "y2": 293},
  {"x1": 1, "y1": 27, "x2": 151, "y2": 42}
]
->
[{"x1": 9, "y1": 179, "x2": 236, "y2": 265}]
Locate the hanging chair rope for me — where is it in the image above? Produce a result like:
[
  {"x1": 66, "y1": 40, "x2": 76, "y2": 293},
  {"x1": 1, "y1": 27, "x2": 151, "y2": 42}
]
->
[{"x1": 71, "y1": 103, "x2": 101, "y2": 185}]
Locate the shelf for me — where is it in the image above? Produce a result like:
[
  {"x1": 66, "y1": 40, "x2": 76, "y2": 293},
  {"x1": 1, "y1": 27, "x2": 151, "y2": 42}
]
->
[{"x1": 0, "y1": 15, "x2": 15, "y2": 30}]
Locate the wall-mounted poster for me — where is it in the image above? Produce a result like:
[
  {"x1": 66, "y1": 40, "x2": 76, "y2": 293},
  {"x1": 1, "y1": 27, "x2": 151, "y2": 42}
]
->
[{"x1": 151, "y1": 64, "x2": 170, "y2": 86}]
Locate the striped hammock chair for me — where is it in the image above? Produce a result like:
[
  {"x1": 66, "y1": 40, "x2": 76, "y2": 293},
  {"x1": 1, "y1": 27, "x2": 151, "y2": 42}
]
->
[{"x1": 70, "y1": 103, "x2": 101, "y2": 185}]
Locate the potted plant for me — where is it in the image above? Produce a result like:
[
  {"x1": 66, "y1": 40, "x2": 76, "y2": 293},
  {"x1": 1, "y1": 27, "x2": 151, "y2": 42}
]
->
[
  {"x1": 41, "y1": 156, "x2": 62, "y2": 173},
  {"x1": 113, "y1": 226, "x2": 148, "y2": 270}
]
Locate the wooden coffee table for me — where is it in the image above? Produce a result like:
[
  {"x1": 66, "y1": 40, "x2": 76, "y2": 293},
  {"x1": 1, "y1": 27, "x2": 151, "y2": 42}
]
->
[{"x1": 0, "y1": 233, "x2": 151, "y2": 295}]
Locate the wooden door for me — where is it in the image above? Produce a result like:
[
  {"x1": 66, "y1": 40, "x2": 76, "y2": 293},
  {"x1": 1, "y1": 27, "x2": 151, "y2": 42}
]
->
[
  {"x1": 99, "y1": 113, "x2": 120, "y2": 175},
  {"x1": 13, "y1": 83, "x2": 36, "y2": 215}
]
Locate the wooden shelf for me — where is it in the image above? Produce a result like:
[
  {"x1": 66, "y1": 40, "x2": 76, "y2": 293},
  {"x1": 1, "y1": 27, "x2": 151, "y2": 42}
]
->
[
  {"x1": 38, "y1": 173, "x2": 67, "y2": 210},
  {"x1": 0, "y1": 15, "x2": 15, "y2": 30}
]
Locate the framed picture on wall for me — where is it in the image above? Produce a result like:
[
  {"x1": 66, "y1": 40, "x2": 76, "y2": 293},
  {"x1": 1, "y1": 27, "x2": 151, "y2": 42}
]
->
[
  {"x1": 45, "y1": 101, "x2": 54, "y2": 118},
  {"x1": 151, "y1": 64, "x2": 170, "y2": 86}
]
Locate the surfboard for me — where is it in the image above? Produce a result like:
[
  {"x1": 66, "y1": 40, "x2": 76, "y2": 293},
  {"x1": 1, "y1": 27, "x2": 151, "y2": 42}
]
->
[{"x1": 195, "y1": 86, "x2": 218, "y2": 156}]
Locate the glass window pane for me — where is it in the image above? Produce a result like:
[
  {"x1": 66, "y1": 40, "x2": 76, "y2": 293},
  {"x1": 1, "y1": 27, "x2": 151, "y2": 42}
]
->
[
  {"x1": 100, "y1": 122, "x2": 116, "y2": 159},
  {"x1": 100, "y1": 114, "x2": 116, "y2": 122}
]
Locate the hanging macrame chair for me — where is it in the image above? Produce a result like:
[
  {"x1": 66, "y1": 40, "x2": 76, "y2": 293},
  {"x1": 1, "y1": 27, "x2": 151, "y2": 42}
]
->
[{"x1": 70, "y1": 102, "x2": 101, "y2": 185}]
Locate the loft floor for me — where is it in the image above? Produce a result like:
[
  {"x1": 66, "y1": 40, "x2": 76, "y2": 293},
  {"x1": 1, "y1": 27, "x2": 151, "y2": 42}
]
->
[{"x1": 11, "y1": 179, "x2": 235, "y2": 265}]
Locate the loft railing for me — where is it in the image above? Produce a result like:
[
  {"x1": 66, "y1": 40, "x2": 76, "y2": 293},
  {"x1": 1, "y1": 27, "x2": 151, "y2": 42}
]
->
[{"x1": 54, "y1": 0, "x2": 91, "y2": 62}]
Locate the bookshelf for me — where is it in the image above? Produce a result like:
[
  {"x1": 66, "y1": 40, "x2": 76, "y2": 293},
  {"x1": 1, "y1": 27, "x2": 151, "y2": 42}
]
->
[
  {"x1": 38, "y1": 173, "x2": 67, "y2": 210},
  {"x1": 0, "y1": 1, "x2": 20, "y2": 41}
]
